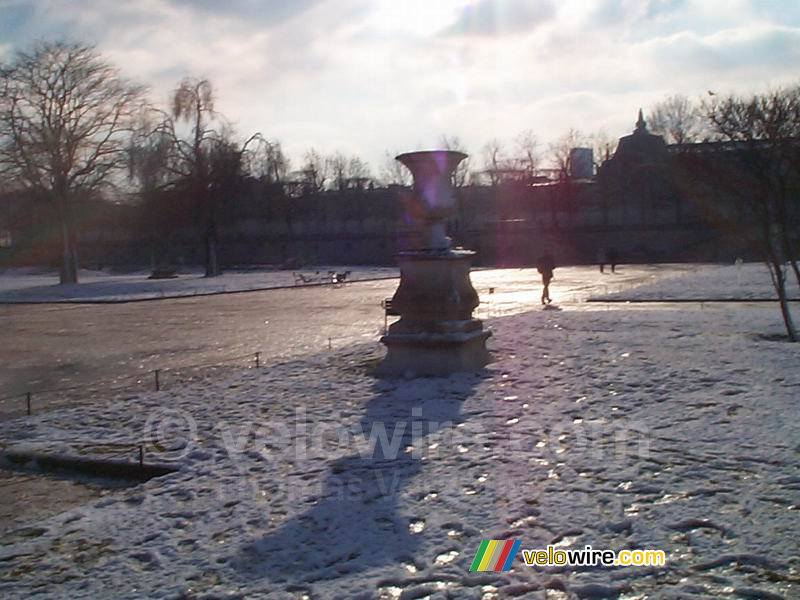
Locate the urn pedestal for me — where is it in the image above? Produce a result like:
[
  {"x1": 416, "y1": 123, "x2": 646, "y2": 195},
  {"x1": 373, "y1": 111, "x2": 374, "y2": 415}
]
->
[{"x1": 378, "y1": 151, "x2": 490, "y2": 376}]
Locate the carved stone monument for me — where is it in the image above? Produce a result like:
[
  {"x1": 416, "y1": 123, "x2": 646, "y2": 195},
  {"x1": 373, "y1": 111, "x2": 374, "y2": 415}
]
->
[{"x1": 378, "y1": 150, "x2": 491, "y2": 376}]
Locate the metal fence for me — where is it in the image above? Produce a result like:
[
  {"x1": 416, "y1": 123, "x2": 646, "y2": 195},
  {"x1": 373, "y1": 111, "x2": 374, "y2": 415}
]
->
[{"x1": 0, "y1": 351, "x2": 265, "y2": 420}]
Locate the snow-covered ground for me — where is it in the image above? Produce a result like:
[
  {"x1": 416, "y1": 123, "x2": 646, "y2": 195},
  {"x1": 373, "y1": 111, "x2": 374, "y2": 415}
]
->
[
  {"x1": 0, "y1": 266, "x2": 399, "y2": 303},
  {"x1": 590, "y1": 262, "x2": 800, "y2": 301},
  {"x1": 0, "y1": 300, "x2": 798, "y2": 598}
]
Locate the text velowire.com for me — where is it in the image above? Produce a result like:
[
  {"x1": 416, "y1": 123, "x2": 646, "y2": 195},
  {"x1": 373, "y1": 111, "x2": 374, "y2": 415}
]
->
[{"x1": 523, "y1": 545, "x2": 666, "y2": 567}]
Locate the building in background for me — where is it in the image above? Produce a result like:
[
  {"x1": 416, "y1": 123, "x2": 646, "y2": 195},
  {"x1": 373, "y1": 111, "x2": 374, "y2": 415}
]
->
[
  {"x1": 568, "y1": 147, "x2": 594, "y2": 179},
  {"x1": 2, "y1": 112, "x2": 785, "y2": 270}
]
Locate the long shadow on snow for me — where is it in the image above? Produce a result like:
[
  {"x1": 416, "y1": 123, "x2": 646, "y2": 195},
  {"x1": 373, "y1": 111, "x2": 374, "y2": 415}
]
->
[{"x1": 232, "y1": 369, "x2": 487, "y2": 583}]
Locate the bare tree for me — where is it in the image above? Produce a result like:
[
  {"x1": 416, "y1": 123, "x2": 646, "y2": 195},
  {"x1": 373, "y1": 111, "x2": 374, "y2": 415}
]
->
[
  {"x1": 347, "y1": 156, "x2": 371, "y2": 185},
  {"x1": 688, "y1": 86, "x2": 800, "y2": 340},
  {"x1": 327, "y1": 152, "x2": 348, "y2": 192},
  {"x1": 168, "y1": 78, "x2": 221, "y2": 276},
  {"x1": 299, "y1": 149, "x2": 328, "y2": 193},
  {"x1": 129, "y1": 118, "x2": 173, "y2": 193},
  {"x1": 589, "y1": 129, "x2": 618, "y2": 171},
  {"x1": 326, "y1": 152, "x2": 372, "y2": 191},
  {"x1": 246, "y1": 139, "x2": 290, "y2": 185},
  {"x1": 380, "y1": 150, "x2": 412, "y2": 186},
  {"x1": 481, "y1": 139, "x2": 506, "y2": 186},
  {"x1": 514, "y1": 130, "x2": 540, "y2": 182},
  {"x1": 156, "y1": 78, "x2": 260, "y2": 277},
  {"x1": 128, "y1": 117, "x2": 175, "y2": 268},
  {"x1": 440, "y1": 135, "x2": 471, "y2": 187},
  {"x1": 548, "y1": 128, "x2": 586, "y2": 179},
  {"x1": 0, "y1": 41, "x2": 146, "y2": 283},
  {"x1": 648, "y1": 94, "x2": 704, "y2": 146}
]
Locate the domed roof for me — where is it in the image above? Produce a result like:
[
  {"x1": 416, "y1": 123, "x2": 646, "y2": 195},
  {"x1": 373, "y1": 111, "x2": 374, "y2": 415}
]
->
[{"x1": 613, "y1": 109, "x2": 669, "y2": 164}]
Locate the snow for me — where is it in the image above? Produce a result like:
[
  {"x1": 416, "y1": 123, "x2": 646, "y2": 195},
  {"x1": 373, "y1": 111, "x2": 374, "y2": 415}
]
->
[
  {"x1": 0, "y1": 266, "x2": 399, "y2": 303},
  {"x1": 0, "y1": 269, "x2": 798, "y2": 598},
  {"x1": 590, "y1": 262, "x2": 800, "y2": 301}
]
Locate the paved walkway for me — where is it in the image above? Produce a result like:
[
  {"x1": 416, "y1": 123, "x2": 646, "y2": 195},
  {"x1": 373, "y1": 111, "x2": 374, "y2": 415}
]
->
[{"x1": 0, "y1": 265, "x2": 701, "y2": 416}]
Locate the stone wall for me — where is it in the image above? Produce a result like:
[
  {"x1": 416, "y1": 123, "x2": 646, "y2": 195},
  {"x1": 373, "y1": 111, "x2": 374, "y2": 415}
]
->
[{"x1": 0, "y1": 173, "x2": 754, "y2": 269}]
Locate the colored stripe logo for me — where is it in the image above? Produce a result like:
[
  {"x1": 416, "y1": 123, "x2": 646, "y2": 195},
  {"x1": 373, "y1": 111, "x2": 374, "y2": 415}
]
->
[{"x1": 469, "y1": 540, "x2": 521, "y2": 571}]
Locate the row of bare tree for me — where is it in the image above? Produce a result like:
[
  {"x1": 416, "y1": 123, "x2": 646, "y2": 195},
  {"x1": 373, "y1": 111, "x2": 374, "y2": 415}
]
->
[
  {"x1": 0, "y1": 41, "x2": 596, "y2": 285},
  {"x1": 306, "y1": 92, "x2": 800, "y2": 342},
  {"x1": 1, "y1": 41, "x2": 798, "y2": 343},
  {"x1": 0, "y1": 42, "x2": 259, "y2": 283}
]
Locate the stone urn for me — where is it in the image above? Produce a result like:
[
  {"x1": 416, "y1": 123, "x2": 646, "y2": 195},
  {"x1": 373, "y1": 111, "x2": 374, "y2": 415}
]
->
[{"x1": 378, "y1": 150, "x2": 490, "y2": 376}]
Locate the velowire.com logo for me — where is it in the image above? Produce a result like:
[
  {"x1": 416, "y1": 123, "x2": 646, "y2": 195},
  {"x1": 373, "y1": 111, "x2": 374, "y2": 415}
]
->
[{"x1": 469, "y1": 540, "x2": 522, "y2": 572}]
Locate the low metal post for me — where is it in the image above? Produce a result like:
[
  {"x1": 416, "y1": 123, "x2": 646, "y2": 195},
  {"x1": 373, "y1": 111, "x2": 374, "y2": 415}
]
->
[
  {"x1": 26, "y1": 392, "x2": 31, "y2": 416},
  {"x1": 255, "y1": 352, "x2": 261, "y2": 368},
  {"x1": 328, "y1": 337, "x2": 332, "y2": 349},
  {"x1": 138, "y1": 444, "x2": 144, "y2": 481},
  {"x1": 154, "y1": 369, "x2": 160, "y2": 391}
]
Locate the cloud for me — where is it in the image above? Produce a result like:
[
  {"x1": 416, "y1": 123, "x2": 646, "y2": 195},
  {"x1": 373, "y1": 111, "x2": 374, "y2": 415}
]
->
[
  {"x1": 3, "y1": 0, "x2": 800, "y2": 170},
  {"x1": 644, "y1": 0, "x2": 686, "y2": 19},
  {"x1": 748, "y1": 0, "x2": 800, "y2": 23},
  {"x1": 642, "y1": 25, "x2": 800, "y2": 88},
  {"x1": 444, "y1": 0, "x2": 556, "y2": 36},
  {"x1": 590, "y1": 0, "x2": 688, "y2": 29},
  {"x1": 162, "y1": 0, "x2": 332, "y2": 27}
]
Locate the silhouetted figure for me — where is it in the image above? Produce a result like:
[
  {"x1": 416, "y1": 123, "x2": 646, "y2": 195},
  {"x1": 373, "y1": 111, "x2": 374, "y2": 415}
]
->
[
  {"x1": 537, "y1": 251, "x2": 555, "y2": 305},
  {"x1": 599, "y1": 248, "x2": 607, "y2": 273},
  {"x1": 608, "y1": 248, "x2": 619, "y2": 273}
]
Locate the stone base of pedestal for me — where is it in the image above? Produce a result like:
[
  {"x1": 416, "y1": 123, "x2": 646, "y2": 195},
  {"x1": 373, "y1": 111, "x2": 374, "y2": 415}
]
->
[
  {"x1": 377, "y1": 324, "x2": 491, "y2": 377},
  {"x1": 378, "y1": 247, "x2": 491, "y2": 376}
]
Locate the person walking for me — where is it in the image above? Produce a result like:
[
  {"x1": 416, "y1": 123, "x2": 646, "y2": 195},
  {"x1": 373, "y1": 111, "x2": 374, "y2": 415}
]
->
[
  {"x1": 537, "y1": 251, "x2": 556, "y2": 305},
  {"x1": 608, "y1": 248, "x2": 619, "y2": 273}
]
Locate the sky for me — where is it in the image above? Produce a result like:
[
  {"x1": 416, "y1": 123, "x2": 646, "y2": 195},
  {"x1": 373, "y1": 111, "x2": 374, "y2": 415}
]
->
[{"x1": 1, "y1": 0, "x2": 799, "y2": 174}]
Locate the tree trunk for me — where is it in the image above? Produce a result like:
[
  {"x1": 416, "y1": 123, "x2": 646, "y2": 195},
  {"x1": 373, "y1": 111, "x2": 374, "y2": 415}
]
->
[
  {"x1": 781, "y1": 234, "x2": 800, "y2": 289},
  {"x1": 204, "y1": 221, "x2": 220, "y2": 277},
  {"x1": 786, "y1": 253, "x2": 800, "y2": 290},
  {"x1": 769, "y1": 260, "x2": 797, "y2": 342},
  {"x1": 58, "y1": 205, "x2": 79, "y2": 285},
  {"x1": 70, "y1": 228, "x2": 80, "y2": 278},
  {"x1": 777, "y1": 207, "x2": 800, "y2": 288}
]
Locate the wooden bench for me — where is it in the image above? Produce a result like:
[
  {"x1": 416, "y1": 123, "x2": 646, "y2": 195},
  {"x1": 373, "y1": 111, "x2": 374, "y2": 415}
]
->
[
  {"x1": 293, "y1": 272, "x2": 312, "y2": 285},
  {"x1": 294, "y1": 270, "x2": 352, "y2": 286},
  {"x1": 334, "y1": 270, "x2": 352, "y2": 284}
]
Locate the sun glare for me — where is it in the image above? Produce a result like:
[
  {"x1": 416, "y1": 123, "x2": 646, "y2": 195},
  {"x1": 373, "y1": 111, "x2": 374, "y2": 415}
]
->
[{"x1": 371, "y1": 0, "x2": 475, "y2": 36}]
